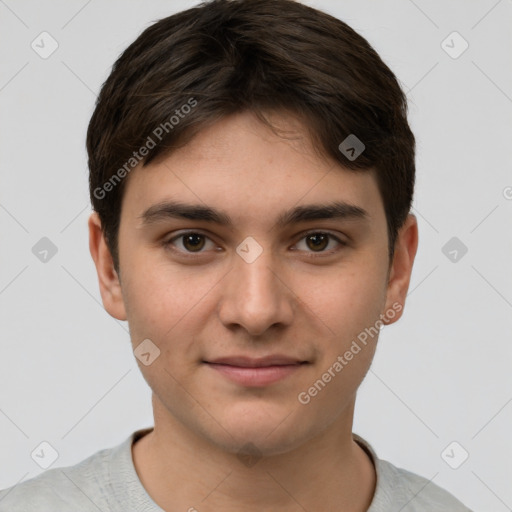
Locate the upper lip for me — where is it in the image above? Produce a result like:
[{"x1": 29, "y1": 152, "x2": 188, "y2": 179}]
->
[{"x1": 205, "y1": 355, "x2": 307, "y2": 367}]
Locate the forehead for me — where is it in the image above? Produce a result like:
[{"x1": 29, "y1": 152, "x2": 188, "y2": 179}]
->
[{"x1": 121, "y1": 111, "x2": 384, "y2": 227}]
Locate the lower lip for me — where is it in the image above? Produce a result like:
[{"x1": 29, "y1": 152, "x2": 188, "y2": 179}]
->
[{"x1": 205, "y1": 363, "x2": 303, "y2": 387}]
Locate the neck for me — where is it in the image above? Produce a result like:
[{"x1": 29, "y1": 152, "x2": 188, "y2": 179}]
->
[{"x1": 132, "y1": 398, "x2": 376, "y2": 511}]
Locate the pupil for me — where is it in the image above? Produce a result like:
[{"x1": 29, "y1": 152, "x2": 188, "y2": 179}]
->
[
  {"x1": 184, "y1": 234, "x2": 204, "y2": 251},
  {"x1": 308, "y1": 234, "x2": 328, "y2": 251}
]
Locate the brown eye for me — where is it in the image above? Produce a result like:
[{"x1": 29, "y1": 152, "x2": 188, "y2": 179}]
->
[
  {"x1": 305, "y1": 233, "x2": 329, "y2": 252},
  {"x1": 182, "y1": 233, "x2": 206, "y2": 252},
  {"x1": 294, "y1": 231, "x2": 345, "y2": 256},
  {"x1": 164, "y1": 231, "x2": 216, "y2": 254}
]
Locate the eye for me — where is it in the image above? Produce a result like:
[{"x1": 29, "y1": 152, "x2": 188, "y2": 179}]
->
[
  {"x1": 164, "y1": 232, "x2": 217, "y2": 253},
  {"x1": 293, "y1": 231, "x2": 345, "y2": 255},
  {"x1": 162, "y1": 230, "x2": 346, "y2": 257}
]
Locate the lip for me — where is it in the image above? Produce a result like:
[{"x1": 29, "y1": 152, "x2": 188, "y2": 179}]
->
[
  {"x1": 207, "y1": 355, "x2": 306, "y2": 367},
  {"x1": 204, "y1": 355, "x2": 308, "y2": 387}
]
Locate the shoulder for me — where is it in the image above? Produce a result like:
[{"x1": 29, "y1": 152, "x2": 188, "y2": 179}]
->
[
  {"x1": 353, "y1": 434, "x2": 473, "y2": 512},
  {"x1": 374, "y1": 458, "x2": 473, "y2": 511},
  {"x1": 0, "y1": 443, "x2": 116, "y2": 512}
]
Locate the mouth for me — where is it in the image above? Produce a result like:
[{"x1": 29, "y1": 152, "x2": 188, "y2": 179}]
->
[{"x1": 202, "y1": 355, "x2": 310, "y2": 387}]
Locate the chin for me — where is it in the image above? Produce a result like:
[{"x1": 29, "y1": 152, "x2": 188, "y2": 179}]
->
[
  {"x1": 215, "y1": 430, "x2": 306, "y2": 460},
  {"x1": 208, "y1": 407, "x2": 309, "y2": 458}
]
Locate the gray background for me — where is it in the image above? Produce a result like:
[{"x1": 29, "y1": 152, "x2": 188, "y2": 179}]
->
[{"x1": 1, "y1": 0, "x2": 511, "y2": 510}]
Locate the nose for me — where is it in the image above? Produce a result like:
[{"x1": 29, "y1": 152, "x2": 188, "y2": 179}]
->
[{"x1": 217, "y1": 246, "x2": 295, "y2": 337}]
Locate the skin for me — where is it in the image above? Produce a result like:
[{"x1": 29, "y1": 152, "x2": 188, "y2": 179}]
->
[{"x1": 89, "y1": 110, "x2": 418, "y2": 511}]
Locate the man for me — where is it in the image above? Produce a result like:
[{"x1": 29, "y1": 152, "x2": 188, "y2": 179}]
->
[{"x1": 0, "y1": 0, "x2": 472, "y2": 510}]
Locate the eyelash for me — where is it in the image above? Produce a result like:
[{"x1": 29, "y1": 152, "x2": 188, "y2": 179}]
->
[{"x1": 162, "y1": 230, "x2": 347, "y2": 259}]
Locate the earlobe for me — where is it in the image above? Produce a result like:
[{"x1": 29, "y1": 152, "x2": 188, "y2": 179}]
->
[
  {"x1": 88, "y1": 212, "x2": 127, "y2": 321},
  {"x1": 382, "y1": 213, "x2": 419, "y2": 326}
]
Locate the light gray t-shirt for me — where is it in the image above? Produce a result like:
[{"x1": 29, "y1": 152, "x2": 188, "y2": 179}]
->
[{"x1": 0, "y1": 428, "x2": 472, "y2": 511}]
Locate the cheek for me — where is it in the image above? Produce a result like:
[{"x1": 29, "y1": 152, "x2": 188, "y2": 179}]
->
[
  {"x1": 295, "y1": 270, "x2": 383, "y2": 415},
  {"x1": 121, "y1": 257, "x2": 221, "y2": 349},
  {"x1": 123, "y1": 251, "x2": 180, "y2": 317},
  {"x1": 296, "y1": 264, "x2": 386, "y2": 343}
]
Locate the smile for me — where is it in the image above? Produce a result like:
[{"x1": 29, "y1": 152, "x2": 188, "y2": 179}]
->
[{"x1": 204, "y1": 357, "x2": 309, "y2": 387}]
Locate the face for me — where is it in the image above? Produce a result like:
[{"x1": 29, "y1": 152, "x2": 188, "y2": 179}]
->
[{"x1": 90, "y1": 110, "x2": 417, "y2": 457}]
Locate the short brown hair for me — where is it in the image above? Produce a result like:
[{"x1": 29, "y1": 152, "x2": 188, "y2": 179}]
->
[{"x1": 87, "y1": 0, "x2": 415, "y2": 273}]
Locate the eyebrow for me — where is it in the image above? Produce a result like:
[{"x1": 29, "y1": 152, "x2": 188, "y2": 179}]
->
[{"x1": 138, "y1": 200, "x2": 369, "y2": 228}]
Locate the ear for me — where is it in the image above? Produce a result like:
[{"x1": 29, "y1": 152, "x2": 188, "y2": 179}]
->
[
  {"x1": 88, "y1": 212, "x2": 127, "y2": 321},
  {"x1": 382, "y1": 213, "x2": 418, "y2": 325}
]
